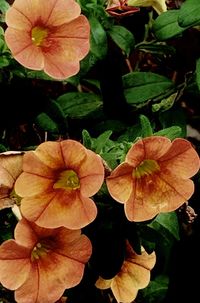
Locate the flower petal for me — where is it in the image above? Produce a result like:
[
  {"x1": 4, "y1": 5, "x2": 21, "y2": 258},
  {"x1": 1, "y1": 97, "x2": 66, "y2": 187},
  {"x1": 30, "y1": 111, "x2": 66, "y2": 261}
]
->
[
  {"x1": 79, "y1": 150, "x2": 104, "y2": 197},
  {"x1": 0, "y1": 240, "x2": 30, "y2": 290},
  {"x1": 44, "y1": 0, "x2": 81, "y2": 26},
  {"x1": 159, "y1": 138, "x2": 200, "y2": 179},
  {"x1": 126, "y1": 136, "x2": 171, "y2": 166},
  {"x1": 0, "y1": 152, "x2": 23, "y2": 180},
  {"x1": 106, "y1": 162, "x2": 134, "y2": 203},
  {"x1": 34, "y1": 141, "x2": 65, "y2": 169},
  {"x1": 22, "y1": 190, "x2": 97, "y2": 229},
  {"x1": 22, "y1": 151, "x2": 56, "y2": 178},
  {"x1": 125, "y1": 172, "x2": 194, "y2": 222},
  {"x1": 15, "y1": 172, "x2": 54, "y2": 197},
  {"x1": 14, "y1": 219, "x2": 38, "y2": 249},
  {"x1": 95, "y1": 276, "x2": 113, "y2": 289},
  {"x1": 5, "y1": 28, "x2": 44, "y2": 70},
  {"x1": 0, "y1": 165, "x2": 14, "y2": 188},
  {"x1": 60, "y1": 140, "x2": 87, "y2": 171}
]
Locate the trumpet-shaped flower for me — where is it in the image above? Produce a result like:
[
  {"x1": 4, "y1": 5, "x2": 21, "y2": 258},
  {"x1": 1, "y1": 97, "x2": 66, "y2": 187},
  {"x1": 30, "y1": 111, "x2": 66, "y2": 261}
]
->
[
  {"x1": 106, "y1": 136, "x2": 200, "y2": 222},
  {"x1": 0, "y1": 218, "x2": 92, "y2": 303},
  {"x1": 96, "y1": 241, "x2": 156, "y2": 303},
  {"x1": 15, "y1": 139, "x2": 104, "y2": 229},
  {"x1": 128, "y1": 0, "x2": 167, "y2": 15},
  {"x1": 0, "y1": 152, "x2": 23, "y2": 210},
  {"x1": 5, "y1": 0, "x2": 90, "y2": 80}
]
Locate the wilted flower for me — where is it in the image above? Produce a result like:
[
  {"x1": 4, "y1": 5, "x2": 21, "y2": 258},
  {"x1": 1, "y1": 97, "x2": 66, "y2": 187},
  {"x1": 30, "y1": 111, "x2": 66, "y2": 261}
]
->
[
  {"x1": 0, "y1": 218, "x2": 92, "y2": 303},
  {"x1": 0, "y1": 151, "x2": 23, "y2": 210},
  {"x1": 15, "y1": 139, "x2": 104, "y2": 229},
  {"x1": 128, "y1": 0, "x2": 167, "y2": 15},
  {"x1": 96, "y1": 241, "x2": 156, "y2": 303},
  {"x1": 5, "y1": 0, "x2": 90, "y2": 80},
  {"x1": 106, "y1": 0, "x2": 139, "y2": 17},
  {"x1": 106, "y1": 136, "x2": 200, "y2": 222}
]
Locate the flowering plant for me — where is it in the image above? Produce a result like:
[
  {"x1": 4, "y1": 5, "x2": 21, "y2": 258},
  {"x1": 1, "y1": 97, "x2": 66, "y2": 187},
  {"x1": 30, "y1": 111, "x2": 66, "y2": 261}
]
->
[{"x1": 0, "y1": 0, "x2": 200, "y2": 303}]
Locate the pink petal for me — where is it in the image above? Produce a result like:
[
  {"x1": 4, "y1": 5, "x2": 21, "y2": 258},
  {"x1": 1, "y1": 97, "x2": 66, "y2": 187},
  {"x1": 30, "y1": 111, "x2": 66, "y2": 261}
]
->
[
  {"x1": 14, "y1": 219, "x2": 38, "y2": 249},
  {"x1": 31, "y1": 190, "x2": 97, "y2": 229},
  {"x1": 34, "y1": 141, "x2": 65, "y2": 169},
  {"x1": 0, "y1": 240, "x2": 30, "y2": 290},
  {"x1": 79, "y1": 150, "x2": 104, "y2": 197},
  {"x1": 159, "y1": 138, "x2": 200, "y2": 179},
  {"x1": 106, "y1": 162, "x2": 134, "y2": 203},
  {"x1": 60, "y1": 140, "x2": 87, "y2": 171},
  {"x1": 126, "y1": 136, "x2": 171, "y2": 166},
  {"x1": 5, "y1": 28, "x2": 44, "y2": 70},
  {"x1": 15, "y1": 172, "x2": 54, "y2": 197}
]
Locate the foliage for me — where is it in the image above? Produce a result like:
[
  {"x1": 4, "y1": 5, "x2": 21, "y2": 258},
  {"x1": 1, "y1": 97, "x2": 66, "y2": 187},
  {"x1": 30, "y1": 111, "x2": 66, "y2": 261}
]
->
[{"x1": 0, "y1": 0, "x2": 200, "y2": 303}]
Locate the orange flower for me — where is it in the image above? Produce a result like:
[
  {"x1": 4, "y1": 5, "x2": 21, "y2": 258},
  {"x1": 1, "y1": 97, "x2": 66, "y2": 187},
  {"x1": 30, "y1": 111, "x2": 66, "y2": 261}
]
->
[
  {"x1": 107, "y1": 136, "x2": 200, "y2": 222},
  {"x1": 0, "y1": 218, "x2": 92, "y2": 303},
  {"x1": 15, "y1": 139, "x2": 104, "y2": 229},
  {"x1": 96, "y1": 241, "x2": 156, "y2": 303},
  {"x1": 5, "y1": 0, "x2": 90, "y2": 80},
  {"x1": 0, "y1": 151, "x2": 23, "y2": 210}
]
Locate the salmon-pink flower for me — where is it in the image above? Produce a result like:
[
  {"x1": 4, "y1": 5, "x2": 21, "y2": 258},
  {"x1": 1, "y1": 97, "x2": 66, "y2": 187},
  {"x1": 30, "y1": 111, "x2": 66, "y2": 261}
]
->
[
  {"x1": 5, "y1": 0, "x2": 90, "y2": 80},
  {"x1": 15, "y1": 139, "x2": 104, "y2": 229},
  {"x1": 96, "y1": 241, "x2": 156, "y2": 303},
  {"x1": 106, "y1": 136, "x2": 200, "y2": 222},
  {"x1": 0, "y1": 218, "x2": 92, "y2": 303},
  {"x1": 0, "y1": 151, "x2": 23, "y2": 210}
]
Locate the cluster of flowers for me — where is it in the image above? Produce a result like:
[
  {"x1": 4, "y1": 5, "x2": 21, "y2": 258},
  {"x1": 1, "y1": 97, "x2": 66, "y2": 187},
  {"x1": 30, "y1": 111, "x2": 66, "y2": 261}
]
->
[{"x1": 0, "y1": 135, "x2": 199, "y2": 303}]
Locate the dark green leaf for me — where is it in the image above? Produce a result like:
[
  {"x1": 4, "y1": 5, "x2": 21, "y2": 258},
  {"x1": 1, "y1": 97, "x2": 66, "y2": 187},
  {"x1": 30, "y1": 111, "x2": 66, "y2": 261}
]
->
[
  {"x1": 82, "y1": 129, "x2": 93, "y2": 149},
  {"x1": 89, "y1": 16, "x2": 107, "y2": 59},
  {"x1": 56, "y1": 92, "x2": 102, "y2": 119},
  {"x1": 108, "y1": 25, "x2": 135, "y2": 56},
  {"x1": 139, "y1": 275, "x2": 169, "y2": 303},
  {"x1": 153, "y1": 126, "x2": 182, "y2": 140},
  {"x1": 196, "y1": 57, "x2": 200, "y2": 91},
  {"x1": 148, "y1": 212, "x2": 180, "y2": 241},
  {"x1": 159, "y1": 108, "x2": 186, "y2": 137},
  {"x1": 140, "y1": 115, "x2": 153, "y2": 137},
  {"x1": 123, "y1": 72, "x2": 175, "y2": 104},
  {"x1": 153, "y1": 10, "x2": 185, "y2": 41},
  {"x1": 35, "y1": 113, "x2": 59, "y2": 133},
  {"x1": 178, "y1": 0, "x2": 200, "y2": 27}
]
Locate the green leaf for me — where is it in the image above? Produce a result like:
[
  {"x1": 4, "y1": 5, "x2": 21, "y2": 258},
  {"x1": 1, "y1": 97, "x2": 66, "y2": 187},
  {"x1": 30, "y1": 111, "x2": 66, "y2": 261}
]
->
[
  {"x1": 153, "y1": 10, "x2": 185, "y2": 41},
  {"x1": 35, "y1": 113, "x2": 59, "y2": 133},
  {"x1": 178, "y1": 0, "x2": 200, "y2": 28},
  {"x1": 123, "y1": 72, "x2": 175, "y2": 104},
  {"x1": 56, "y1": 92, "x2": 102, "y2": 119},
  {"x1": 159, "y1": 108, "x2": 186, "y2": 137},
  {"x1": 148, "y1": 212, "x2": 180, "y2": 241},
  {"x1": 136, "y1": 42, "x2": 176, "y2": 56},
  {"x1": 0, "y1": 55, "x2": 10, "y2": 68},
  {"x1": 196, "y1": 57, "x2": 200, "y2": 91},
  {"x1": 94, "y1": 130, "x2": 113, "y2": 154},
  {"x1": 139, "y1": 275, "x2": 169, "y2": 303},
  {"x1": 0, "y1": 0, "x2": 9, "y2": 13},
  {"x1": 82, "y1": 129, "x2": 93, "y2": 149},
  {"x1": 153, "y1": 126, "x2": 182, "y2": 140},
  {"x1": 108, "y1": 25, "x2": 135, "y2": 56},
  {"x1": 140, "y1": 115, "x2": 153, "y2": 137},
  {"x1": 89, "y1": 16, "x2": 107, "y2": 59}
]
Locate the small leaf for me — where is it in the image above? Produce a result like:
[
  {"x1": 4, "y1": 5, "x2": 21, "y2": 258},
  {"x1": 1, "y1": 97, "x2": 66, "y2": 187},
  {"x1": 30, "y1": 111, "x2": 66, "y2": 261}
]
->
[
  {"x1": 35, "y1": 113, "x2": 59, "y2": 133},
  {"x1": 148, "y1": 212, "x2": 180, "y2": 241},
  {"x1": 153, "y1": 126, "x2": 182, "y2": 140},
  {"x1": 140, "y1": 115, "x2": 153, "y2": 137},
  {"x1": 108, "y1": 25, "x2": 135, "y2": 56},
  {"x1": 89, "y1": 16, "x2": 107, "y2": 59},
  {"x1": 139, "y1": 275, "x2": 169, "y2": 303},
  {"x1": 94, "y1": 130, "x2": 113, "y2": 154},
  {"x1": 0, "y1": 0, "x2": 10, "y2": 13},
  {"x1": 153, "y1": 10, "x2": 185, "y2": 41},
  {"x1": 178, "y1": 0, "x2": 200, "y2": 28},
  {"x1": 82, "y1": 129, "x2": 93, "y2": 149},
  {"x1": 123, "y1": 72, "x2": 175, "y2": 104},
  {"x1": 152, "y1": 92, "x2": 178, "y2": 112},
  {"x1": 56, "y1": 92, "x2": 102, "y2": 119}
]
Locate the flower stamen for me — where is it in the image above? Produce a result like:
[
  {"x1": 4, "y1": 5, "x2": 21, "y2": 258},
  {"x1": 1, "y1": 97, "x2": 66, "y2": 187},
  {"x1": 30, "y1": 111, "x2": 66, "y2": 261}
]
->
[
  {"x1": 133, "y1": 159, "x2": 160, "y2": 179},
  {"x1": 31, "y1": 26, "x2": 49, "y2": 46},
  {"x1": 54, "y1": 170, "x2": 80, "y2": 190}
]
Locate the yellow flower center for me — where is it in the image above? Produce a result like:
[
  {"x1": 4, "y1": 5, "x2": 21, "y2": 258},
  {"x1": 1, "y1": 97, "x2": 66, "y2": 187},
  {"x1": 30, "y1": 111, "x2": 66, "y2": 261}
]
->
[
  {"x1": 31, "y1": 242, "x2": 50, "y2": 261},
  {"x1": 53, "y1": 170, "x2": 80, "y2": 190},
  {"x1": 31, "y1": 26, "x2": 49, "y2": 46},
  {"x1": 10, "y1": 189, "x2": 22, "y2": 206},
  {"x1": 133, "y1": 159, "x2": 160, "y2": 179}
]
